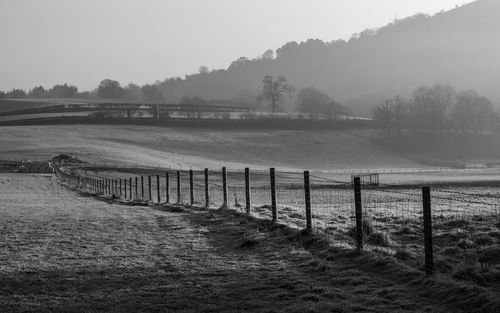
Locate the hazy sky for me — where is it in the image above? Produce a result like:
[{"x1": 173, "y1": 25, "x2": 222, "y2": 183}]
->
[{"x1": 0, "y1": 0, "x2": 473, "y2": 91}]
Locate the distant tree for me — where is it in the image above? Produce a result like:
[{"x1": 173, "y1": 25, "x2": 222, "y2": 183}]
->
[
  {"x1": 48, "y1": 84, "x2": 78, "y2": 98},
  {"x1": 97, "y1": 79, "x2": 123, "y2": 98},
  {"x1": 257, "y1": 75, "x2": 295, "y2": 113},
  {"x1": 7, "y1": 89, "x2": 27, "y2": 98},
  {"x1": 122, "y1": 83, "x2": 144, "y2": 100},
  {"x1": 198, "y1": 66, "x2": 209, "y2": 74},
  {"x1": 275, "y1": 41, "x2": 299, "y2": 58},
  {"x1": 28, "y1": 86, "x2": 48, "y2": 98},
  {"x1": 409, "y1": 83, "x2": 454, "y2": 131},
  {"x1": 323, "y1": 100, "x2": 347, "y2": 120},
  {"x1": 372, "y1": 96, "x2": 408, "y2": 136},
  {"x1": 296, "y1": 87, "x2": 330, "y2": 119},
  {"x1": 228, "y1": 57, "x2": 250, "y2": 69},
  {"x1": 451, "y1": 90, "x2": 494, "y2": 133},
  {"x1": 180, "y1": 95, "x2": 208, "y2": 118},
  {"x1": 261, "y1": 49, "x2": 275, "y2": 60},
  {"x1": 0, "y1": 91, "x2": 6, "y2": 99},
  {"x1": 141, "y1": 84, "x2": 163, "y2": 102}
]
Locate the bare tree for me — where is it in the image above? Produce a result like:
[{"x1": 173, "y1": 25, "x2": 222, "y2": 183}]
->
[
  {"x1": 372, "y1": 96, "x2": 408, "y2": 136},
  {"x1": 257, "y1": 75, "x2": 295, "y2": 113},
  {"x1": 451, "y1": 90, "x2": 494, "y2": 133},
  {"x1": 410, "y1": 83, "x2": 454, "y2": 132}
]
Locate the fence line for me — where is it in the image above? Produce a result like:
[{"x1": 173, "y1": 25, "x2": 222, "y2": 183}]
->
[{"x1": 53, "y1": 164, "x2": 500, "y2": 277}]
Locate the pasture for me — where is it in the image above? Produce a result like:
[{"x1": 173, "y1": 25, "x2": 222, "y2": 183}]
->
[
  {"x1": 1, "y1": 124, "x2": 500, "y2": 312},
  {"x1": 0, "y1": 125, "x2": 425, "y2": 170},
  {"x1": 1, "y1": 173, "x2": 497, "y2": 312}
]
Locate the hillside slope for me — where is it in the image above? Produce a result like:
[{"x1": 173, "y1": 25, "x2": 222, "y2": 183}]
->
[
  {"x1": 0, "y1": 125, "x2": 420, "y2": 170},
  {"x1": 155, "y1": 0, "x2": 500, "y2": 116},
  {"x1": 2, "y1": 125, "x2": 500, "y2": 170}
]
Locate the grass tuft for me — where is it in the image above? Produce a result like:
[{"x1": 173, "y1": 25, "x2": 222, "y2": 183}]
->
[{"x1": 367, "y1": 232, "x2": 391, "y2": 247}]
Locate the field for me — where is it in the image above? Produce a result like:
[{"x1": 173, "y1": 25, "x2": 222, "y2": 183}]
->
[
  {"x1": 64, "y1": 165, "x2": 500, "y2": 283},
  {"x1": 1, "y1": 173, "x2": 498, "y2": 313},
  {"x1": 1, "y1": 124, "x2": 500, "y2": 312},
  {"x1": 0, "y1": 125, "x2": 429, "y2": 170}
]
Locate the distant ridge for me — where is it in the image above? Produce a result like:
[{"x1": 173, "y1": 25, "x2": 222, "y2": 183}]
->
[{"x1": 154, "y1": 0, "x2": 500, "y2": 116}]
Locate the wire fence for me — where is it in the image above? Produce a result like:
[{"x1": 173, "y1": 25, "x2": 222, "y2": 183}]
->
[{"x1": 53, "y1": 164, "x2": 500, "y2": 276}]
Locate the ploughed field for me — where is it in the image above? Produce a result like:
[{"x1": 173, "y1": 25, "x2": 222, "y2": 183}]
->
[{"x1": 2, "y1": 173, "x2": 488, "y2": 313}]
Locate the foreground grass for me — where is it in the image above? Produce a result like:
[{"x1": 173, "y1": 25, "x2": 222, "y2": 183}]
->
[{"x1": 0, "y1": 174, "x2": 498, "y2": 312}]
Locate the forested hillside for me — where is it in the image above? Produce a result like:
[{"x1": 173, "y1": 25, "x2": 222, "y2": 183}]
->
[{"x1": 154, "y1": 0, "x2": 500, "y2": 116}]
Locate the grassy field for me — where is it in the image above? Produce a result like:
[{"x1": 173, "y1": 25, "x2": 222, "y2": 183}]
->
[
  {"x1": 2, "y1": 124, "x2": 500, "y2": 311},
  {"x1": 0, "y1": 125, "x2": 426, "y2": 170},
  {"x1": 1, "y1": 173, "x2": 498, "y2": 313},
  {"x1": 67, "y1": 164, "x2": 500, "y2": 290}
]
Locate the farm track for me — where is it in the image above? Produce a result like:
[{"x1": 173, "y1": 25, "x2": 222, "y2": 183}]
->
[{"x1": 0, "y1": 174, "x2": 496, "y2": 312}]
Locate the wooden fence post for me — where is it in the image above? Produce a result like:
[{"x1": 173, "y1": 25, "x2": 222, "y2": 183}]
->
[
  {"x1": 119, "y1": 179, "x2": 122, "y2": 197},
  {"x1": 222, "y1": 167, "x2": 228, "y2": 208},
  {"x1": 165, "y1": 172, "x2": 170, "y2": 203},
  {"x1": 204, "y1": 168, "x2": 209, "y2": 208},
  {"x1": 354, "y1": 176, "x2": 363, "y2": 251},
  {"x1": 245, "y1": 168, "x2": 251, "y2": 214},
  {"x1": 423, "y1": 187, "x2": 434, "y2": 275},
  {"x1": 148, "y1": 176, "x2": 152, "y2": 201},
  {"x1": 141, "y1": 176, "x2": 144, "y2": 200},
  {"x1": 304, "y1": 171, "x2": 312, "y2": 232},
  {"x1": 177, "y1": 171, "x2": 181, "y2": 203},
  {"x1": 129, "y1": 177, "x2": 132, "y2": 200},
  {"x1": 124, "y1": 178, "x2": 127, "y2": 199},
  {"x1": 270, "y1": 168, "x2": 277, "y2": 222},
  {"x1": 156, "y1": 175, "x2": 160, "y2": 203},
  {"x1": 189, "y1": 170, "x2": 194, "y2": 205},
  {"x1": 135, "y1": 177, "x2": 138, "y2": 200}
]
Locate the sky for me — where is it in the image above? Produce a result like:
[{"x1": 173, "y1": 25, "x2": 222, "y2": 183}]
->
[{"x1": 0, "y1": 0, "x2": 474, "y2": 92}]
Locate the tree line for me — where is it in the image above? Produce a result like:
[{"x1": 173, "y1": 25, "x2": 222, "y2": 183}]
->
[
  {"x1": 257, "y1": 75, "x2": 348, "y2": 119},
  {"x1": 0, "y1": 76, "x2": 349, "y2": 119},
  {"x1": 372, "y1": 83, "x2": 498, "y2": 134},
  {"x1": 0, "y1": 84, "x2": 79, "y2": 99},
  {"x1": 0, "y1": 80, "x2": 165, "y2": 103}
]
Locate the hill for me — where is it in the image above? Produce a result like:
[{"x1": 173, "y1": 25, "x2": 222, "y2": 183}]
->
[
  {"x1": 2, "y1": 125, "x2": 500, "y2": 170},
  {"x1": 153, "y1": 0, "x2": 500, "y2": 116}
]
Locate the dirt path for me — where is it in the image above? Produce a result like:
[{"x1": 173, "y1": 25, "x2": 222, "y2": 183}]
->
[{"x1": 0, "y1": 174, "x2": 489, "y2": 312}]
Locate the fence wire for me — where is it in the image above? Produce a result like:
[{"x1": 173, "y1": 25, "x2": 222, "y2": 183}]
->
[{"x1": 55, "y1": 165, "x2": 500, "y2": 275}]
